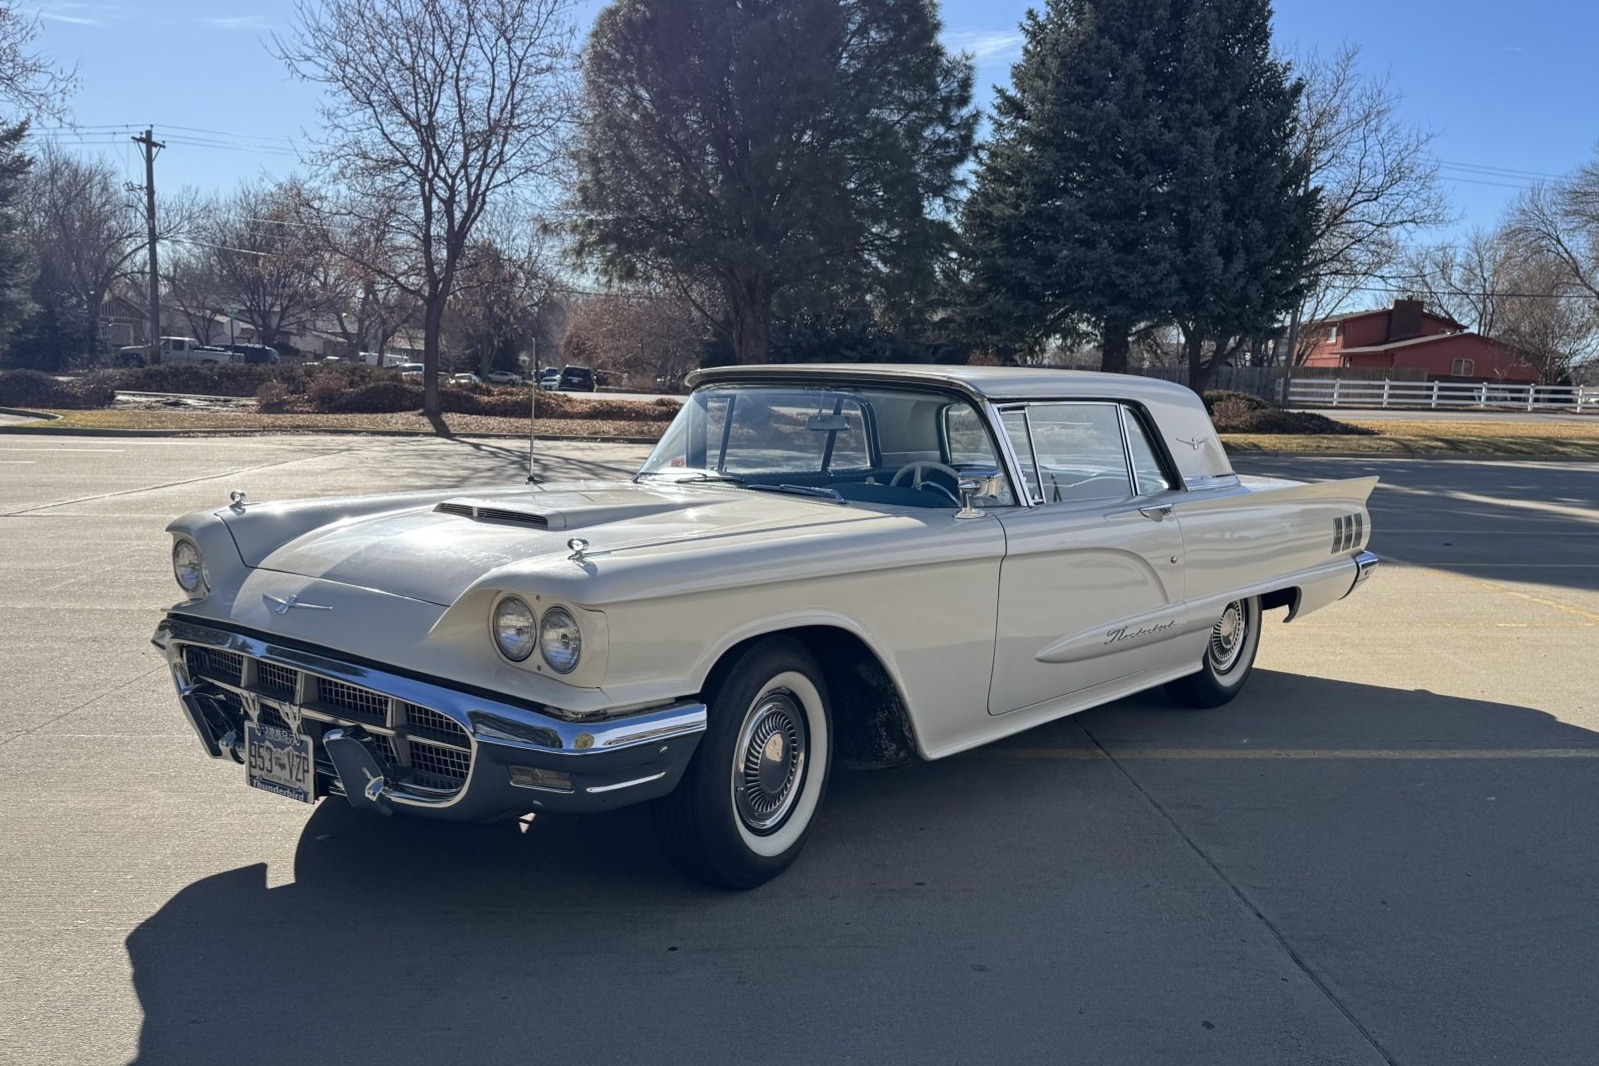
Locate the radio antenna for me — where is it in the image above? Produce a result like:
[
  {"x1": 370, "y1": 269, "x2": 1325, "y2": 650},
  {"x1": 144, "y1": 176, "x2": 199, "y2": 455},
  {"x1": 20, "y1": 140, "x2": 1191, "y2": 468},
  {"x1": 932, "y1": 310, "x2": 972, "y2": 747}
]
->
[{"x1": 526, "y1": 339, "x2": 539, "y2": 484}]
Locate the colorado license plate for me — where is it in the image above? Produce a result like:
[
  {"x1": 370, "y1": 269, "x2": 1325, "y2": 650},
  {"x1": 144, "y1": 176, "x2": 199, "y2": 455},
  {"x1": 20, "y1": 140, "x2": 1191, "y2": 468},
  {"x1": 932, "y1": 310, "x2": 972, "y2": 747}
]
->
[{"x1": 245, "y1": 721, "x2": 315, "y2": 803}]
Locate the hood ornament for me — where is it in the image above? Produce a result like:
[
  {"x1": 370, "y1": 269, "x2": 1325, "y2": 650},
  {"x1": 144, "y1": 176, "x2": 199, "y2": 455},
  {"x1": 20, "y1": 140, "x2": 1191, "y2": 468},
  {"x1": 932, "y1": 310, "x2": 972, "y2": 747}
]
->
[
  {"x1": 567, "y1": 537, "x2": 590, "y2": 562},
  {"x1": 263, "y1": 593, "x2": 333, "y2": 615},
  {"x1": 229, "y1": 490, "x2": 249, "y2": 512}
]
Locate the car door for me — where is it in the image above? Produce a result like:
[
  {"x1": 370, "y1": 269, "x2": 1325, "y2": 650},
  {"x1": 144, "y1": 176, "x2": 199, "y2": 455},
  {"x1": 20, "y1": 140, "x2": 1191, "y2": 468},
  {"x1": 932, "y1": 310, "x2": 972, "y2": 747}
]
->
[{"x1": 988, "y1": 401, "x2": 1189, "y2": 715}]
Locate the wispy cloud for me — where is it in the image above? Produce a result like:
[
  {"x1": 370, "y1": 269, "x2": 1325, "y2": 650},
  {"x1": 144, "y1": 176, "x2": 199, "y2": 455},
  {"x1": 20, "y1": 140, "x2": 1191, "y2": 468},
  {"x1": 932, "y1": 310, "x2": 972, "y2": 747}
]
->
[
  {"x1": 945, "y1": 30, "x2": 1024, "y2": 63},
  {"x1": 204, "y1": 14, "x2": 273, "y2": 32},
  {"x1": 36, "y1": 2, "x2": 123, "y2": 27}
]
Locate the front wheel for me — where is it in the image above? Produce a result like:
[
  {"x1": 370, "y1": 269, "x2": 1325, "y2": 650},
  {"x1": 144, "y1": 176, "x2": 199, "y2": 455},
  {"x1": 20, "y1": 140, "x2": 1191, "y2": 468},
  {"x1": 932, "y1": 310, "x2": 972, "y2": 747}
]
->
[
  {"x1": 1164, "y1": 596, "x2": 1262, "y2": 708},
  {"x1": 655, "y1": 637, "x2": 832, "y2": 889}
]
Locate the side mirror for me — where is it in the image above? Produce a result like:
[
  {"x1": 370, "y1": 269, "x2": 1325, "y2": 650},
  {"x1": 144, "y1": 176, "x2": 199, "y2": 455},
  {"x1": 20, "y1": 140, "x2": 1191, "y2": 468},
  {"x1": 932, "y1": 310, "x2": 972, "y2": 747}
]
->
[{"x1": 955, "y1": 468, "x2": 1003, "y2": 520}]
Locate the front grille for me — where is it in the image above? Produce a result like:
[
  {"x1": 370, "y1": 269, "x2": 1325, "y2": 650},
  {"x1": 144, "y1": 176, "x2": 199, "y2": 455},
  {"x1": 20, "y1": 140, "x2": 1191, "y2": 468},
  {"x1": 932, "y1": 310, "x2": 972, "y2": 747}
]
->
[
  {"x1": 256, "y1": 660, "x2": 298, "y2": 699},
  {"x1": 177, "y1": 642, "x2": 474, "y2": 798},
  {"x1": 186, "y1": 646, "x2": 244, "y2": 686},
  {"x1": 402, "y1": 703, "x2": 470, "y2": 748},
  {"x1": 313, "y1": 678, "x2": 389, "y2": 725},
  {"x1": 410, "y1": 741, "x2": 471, "y2": 789},
  {"x1": 258, "y1": 704, "x2": 293, "y2": 732}
]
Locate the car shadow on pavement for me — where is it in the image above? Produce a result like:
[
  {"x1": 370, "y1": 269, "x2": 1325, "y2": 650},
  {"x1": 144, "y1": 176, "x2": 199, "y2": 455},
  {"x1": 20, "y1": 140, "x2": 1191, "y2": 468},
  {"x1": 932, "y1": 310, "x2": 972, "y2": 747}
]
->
[{"x1": 125, "y1": 672, "x2": 1599, "y2": 1066}]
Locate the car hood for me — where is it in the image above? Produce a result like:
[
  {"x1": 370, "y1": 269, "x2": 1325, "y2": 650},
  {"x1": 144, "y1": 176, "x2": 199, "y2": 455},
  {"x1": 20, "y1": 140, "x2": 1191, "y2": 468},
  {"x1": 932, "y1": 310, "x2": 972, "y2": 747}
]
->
[{"x1": 240, "y1": 480, "x2": 888, "y2": 606}]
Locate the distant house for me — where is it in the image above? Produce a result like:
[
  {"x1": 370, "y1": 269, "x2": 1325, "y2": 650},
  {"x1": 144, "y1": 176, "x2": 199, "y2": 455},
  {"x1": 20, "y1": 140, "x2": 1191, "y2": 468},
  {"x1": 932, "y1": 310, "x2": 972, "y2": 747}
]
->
[{"x1": 1302, "y1": 299, "x2": 1537, "y2": 383}]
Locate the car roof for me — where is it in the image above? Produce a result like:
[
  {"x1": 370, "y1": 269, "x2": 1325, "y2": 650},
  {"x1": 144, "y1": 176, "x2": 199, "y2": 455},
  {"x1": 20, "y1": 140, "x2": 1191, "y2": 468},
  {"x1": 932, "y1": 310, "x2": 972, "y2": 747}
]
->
[{"x1": 685, "y1": 362, "x2": 1200, "y2": 405}]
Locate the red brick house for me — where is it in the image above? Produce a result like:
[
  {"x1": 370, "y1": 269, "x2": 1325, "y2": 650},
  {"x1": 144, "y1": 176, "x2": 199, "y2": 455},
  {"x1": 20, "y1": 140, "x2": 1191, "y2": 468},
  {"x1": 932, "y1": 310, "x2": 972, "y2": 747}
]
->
[{"x1": 1302, "y1": 299, "x2": 1538, "y2": 383}]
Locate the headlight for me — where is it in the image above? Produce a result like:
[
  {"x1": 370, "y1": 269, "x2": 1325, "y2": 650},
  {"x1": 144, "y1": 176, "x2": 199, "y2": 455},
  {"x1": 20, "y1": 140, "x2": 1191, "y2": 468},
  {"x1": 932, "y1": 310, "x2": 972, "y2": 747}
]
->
[
  {"x1": 172, "y1": 539, "x2": 207, "y2": 596},
  {"x1": 492, "y1": 596, "x2": 537, "y2": 661},
  {"x1": 539, "y1": 606, "x2": 582, "y2": 674}
]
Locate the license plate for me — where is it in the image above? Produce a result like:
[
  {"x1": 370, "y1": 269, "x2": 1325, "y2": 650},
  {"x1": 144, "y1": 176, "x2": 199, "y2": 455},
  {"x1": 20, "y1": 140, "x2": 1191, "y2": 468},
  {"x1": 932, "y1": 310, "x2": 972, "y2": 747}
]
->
[{"x1": 245, "y1": 721, "x2": 315, "y2": 803}]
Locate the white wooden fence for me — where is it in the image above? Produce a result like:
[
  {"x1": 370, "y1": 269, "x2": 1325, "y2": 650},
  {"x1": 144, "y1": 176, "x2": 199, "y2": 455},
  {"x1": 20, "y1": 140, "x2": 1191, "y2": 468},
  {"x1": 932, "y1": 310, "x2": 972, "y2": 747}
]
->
[{"x1": 1289, "y1": 378, "x2": 1599, "y2": 412}]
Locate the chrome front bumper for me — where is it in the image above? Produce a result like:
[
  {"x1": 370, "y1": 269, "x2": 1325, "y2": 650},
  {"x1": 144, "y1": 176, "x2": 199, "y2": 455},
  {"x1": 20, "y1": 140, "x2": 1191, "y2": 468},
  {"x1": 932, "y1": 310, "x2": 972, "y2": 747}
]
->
[{"x1": 153, "y1": 615, "x2": 707, "y2": 819}]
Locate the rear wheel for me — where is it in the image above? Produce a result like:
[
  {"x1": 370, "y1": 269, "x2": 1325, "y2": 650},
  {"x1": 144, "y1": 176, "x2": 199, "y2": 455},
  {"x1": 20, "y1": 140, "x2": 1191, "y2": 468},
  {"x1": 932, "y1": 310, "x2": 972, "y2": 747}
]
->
[
  {"x1": 655, "y1": 637, "x2": 832, "y2": 889},
  {"x1": 1164, "y1": 596, "x2": 1261, "y2": 708}
]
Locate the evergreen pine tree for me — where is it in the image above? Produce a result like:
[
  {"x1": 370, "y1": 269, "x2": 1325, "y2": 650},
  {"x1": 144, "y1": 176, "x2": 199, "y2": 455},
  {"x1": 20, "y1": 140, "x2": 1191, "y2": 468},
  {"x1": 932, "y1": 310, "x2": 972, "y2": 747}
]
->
[
  {"x1": 959, "y1": 0, "x2": 1181, "y2": 370},
  {"x1": 0, "y1": 121, "x2": 33, "y2": 351},
  {"x1": 1165, "y1": 0, "x2": 1315, "y2": 390},
  {"x1": 959, "y1": 0, "x2": 1315, "y2": 383}
]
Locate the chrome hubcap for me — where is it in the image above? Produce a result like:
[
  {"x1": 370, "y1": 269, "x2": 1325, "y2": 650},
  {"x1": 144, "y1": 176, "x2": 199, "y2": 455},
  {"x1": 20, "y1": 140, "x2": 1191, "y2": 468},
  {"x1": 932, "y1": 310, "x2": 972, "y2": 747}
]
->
[
  {"x1": 734, "y1": 690, "x2": 806, "y2": 833},
  {"x1": 1208, "y1": 601, "x2": 1247, "y2": 673}
]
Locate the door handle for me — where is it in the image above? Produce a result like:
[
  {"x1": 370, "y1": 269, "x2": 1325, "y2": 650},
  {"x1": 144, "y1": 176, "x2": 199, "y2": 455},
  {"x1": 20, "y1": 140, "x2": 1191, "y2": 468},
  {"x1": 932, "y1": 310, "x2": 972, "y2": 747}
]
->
[{"x1": 1138, "y1": 504, "x2": 1174, "y2": 520}]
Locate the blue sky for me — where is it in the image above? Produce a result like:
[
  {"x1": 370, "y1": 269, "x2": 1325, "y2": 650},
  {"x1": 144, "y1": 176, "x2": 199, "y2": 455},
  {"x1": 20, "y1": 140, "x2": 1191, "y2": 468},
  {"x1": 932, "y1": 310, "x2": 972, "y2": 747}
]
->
[{"x1": 27, "y1": 0, "x2": 1599, "y2": 237}]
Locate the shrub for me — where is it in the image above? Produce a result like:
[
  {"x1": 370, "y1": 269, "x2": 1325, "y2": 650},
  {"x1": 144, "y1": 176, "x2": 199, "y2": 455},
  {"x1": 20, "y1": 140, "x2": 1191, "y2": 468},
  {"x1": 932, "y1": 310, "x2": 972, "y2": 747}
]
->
[
  {"x1": 0, "y1": 368, "x2": 116, "y2": 409},
  {"x1": 1201, "y1": 389, "x2": 1273, "y2": 415},
  {"x1": 257, "y1": 381, "x2": 294, "y2": 412},
  {"x1": 329, "y1": 381, "x2": 424, "y2": 413},
  {"x1": 1211, "y1": 405, "x2": 1373, "y2": 435},
  {"x1": 110, "y1": 364, "x2": 292, "y2": 397}
]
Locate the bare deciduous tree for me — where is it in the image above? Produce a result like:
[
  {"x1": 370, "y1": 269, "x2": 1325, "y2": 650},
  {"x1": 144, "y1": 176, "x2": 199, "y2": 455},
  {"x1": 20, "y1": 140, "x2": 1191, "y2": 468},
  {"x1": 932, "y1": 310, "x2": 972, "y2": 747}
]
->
[
  {"x1": 1281, "y1": 45, "x2": 1449, "y2": 396},
  {"x1": 303, "y1": 189, "x2": 419, "y2": 358},
  {"x1": 0, "y1": 5, "x2": 75, "y2": 120},
  {"x1": 1513, "y1": 156, "x2": 1599, "y2": 305},
  {"x1": 562, "y1": 288, "x2": 704, "y2": 387},
  {"x1": 1406, "y1": 225, "x2": 1598, "y2": 384},
  {"x1": 276, "y1": 0, "x2": 575, "y2": 420},
  {"x1": 20, "y1": 146, "x2": 143, "y2": 347},
  {"x1": 1402, "y1": 228, "x2": 1512, "y2": 335},
  {"x1": 203, "y1": 179, "x2": 326, "y2": 347}
]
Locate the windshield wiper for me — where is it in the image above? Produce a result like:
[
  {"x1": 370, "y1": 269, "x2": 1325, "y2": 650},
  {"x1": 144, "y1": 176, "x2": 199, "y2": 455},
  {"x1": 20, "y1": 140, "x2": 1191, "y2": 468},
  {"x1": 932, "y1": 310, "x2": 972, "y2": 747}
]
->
[
  {"x1": 634, "y1": 470, "x2": 744, "y2": 484},
  {"x1": 744, "y1": 483, "x2": 846, "y2": 503}
]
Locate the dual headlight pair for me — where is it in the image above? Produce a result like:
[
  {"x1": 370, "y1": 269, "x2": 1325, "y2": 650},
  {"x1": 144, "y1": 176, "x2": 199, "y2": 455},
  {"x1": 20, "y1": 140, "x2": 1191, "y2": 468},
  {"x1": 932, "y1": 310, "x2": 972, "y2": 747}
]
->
[{"x1": 492, "y1": 595, "x2": 581, "y2": 674}]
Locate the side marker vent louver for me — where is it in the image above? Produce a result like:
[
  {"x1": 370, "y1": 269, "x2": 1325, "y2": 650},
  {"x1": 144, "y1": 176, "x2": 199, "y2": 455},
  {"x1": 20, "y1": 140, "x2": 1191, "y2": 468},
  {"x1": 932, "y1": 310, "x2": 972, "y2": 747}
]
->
[{"x1": 1332, "y1": 513, "x2": 1364, "y2": 554}]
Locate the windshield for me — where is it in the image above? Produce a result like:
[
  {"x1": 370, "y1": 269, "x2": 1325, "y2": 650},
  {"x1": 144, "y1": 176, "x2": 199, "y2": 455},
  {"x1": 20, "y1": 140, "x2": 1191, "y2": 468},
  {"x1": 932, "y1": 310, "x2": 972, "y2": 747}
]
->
[{"x1": 639, "y1": 384, "x2": 1016, "y2": 509}]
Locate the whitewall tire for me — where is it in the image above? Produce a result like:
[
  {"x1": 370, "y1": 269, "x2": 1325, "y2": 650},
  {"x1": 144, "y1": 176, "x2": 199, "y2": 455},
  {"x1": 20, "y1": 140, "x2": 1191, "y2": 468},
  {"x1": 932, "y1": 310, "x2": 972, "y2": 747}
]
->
[
  {"x1": 1164, "y1": 596, "x2": 1262, "y2": 709},
  {"x1": 655, "y1": 637, "x2": 832, "y2": 889}
]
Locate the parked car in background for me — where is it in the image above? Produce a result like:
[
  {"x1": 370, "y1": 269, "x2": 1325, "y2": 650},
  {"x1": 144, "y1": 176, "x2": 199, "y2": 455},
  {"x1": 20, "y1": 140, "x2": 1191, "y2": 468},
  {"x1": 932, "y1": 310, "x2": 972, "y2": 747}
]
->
[
  {"x1": 222, "y1": 343, "x2": 280, "y2": 365},
  {"x1": 153, "y1": 365, "x2": 1379, "y2": 889},
  {"x1": 557, "y1": 365, "x2": 597, "y2": 392},
  {"x1": 450, "y1": 372, "x2": 481, "y2": 386},
  {"x1": 115, "y1": 337, "x2": 235, "y2": 368},
  {"x1": 398, "y1": 363, "x2": 425, "y2": 381},
  {"x1": 485, "y1": 370, "x2": 523, "y2": 386}
]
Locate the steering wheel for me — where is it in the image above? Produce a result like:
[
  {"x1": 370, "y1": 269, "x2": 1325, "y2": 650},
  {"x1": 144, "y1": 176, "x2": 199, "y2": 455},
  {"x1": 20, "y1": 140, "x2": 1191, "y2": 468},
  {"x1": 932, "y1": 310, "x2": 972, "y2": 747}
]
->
[{"x1": 890, "y1": 461, "x2": 963, "y2": 505}]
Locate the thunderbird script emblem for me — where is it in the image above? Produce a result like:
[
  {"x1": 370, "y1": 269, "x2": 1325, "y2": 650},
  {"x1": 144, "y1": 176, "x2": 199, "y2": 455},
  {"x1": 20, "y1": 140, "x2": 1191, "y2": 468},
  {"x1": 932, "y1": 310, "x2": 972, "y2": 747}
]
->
[
  {"x1": 1175, "y1": 436, "x2": 1210, "y2": 451},
  {"x1": 262, "y1": 593, "x2": 333, "y2": 615}
]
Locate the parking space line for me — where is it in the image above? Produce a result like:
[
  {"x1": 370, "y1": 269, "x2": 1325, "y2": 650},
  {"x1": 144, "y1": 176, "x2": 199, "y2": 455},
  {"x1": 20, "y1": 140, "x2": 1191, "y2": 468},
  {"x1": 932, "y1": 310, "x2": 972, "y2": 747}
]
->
[{"x1": 990, "y1": 747, "x2": 1599, "y2": 760}]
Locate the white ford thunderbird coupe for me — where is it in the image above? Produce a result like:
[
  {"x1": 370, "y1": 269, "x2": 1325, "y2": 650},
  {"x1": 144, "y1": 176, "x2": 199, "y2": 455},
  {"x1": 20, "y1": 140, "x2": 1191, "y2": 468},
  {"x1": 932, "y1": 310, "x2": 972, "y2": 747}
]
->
[{"x1": 155, "y1": 365, "x2": 1377, "y2": 887}]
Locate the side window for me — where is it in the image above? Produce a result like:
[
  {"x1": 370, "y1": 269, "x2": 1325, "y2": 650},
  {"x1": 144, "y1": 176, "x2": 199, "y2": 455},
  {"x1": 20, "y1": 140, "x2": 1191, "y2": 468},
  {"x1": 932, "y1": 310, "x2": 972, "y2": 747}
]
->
[
  {"x1": 1121, "y1": 407, "x2": 1175, "y2": 496},
  {"x1": 1016, "y1": 403, "x2": 1132, "y2": 505}
]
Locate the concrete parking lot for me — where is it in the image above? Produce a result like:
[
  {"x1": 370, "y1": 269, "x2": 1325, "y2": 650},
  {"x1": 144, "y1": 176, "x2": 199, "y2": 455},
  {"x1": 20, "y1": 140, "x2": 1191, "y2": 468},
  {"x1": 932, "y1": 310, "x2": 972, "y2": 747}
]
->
[{"x1": 1, "y1": 435, "x2": 1596, "y2": 1066}]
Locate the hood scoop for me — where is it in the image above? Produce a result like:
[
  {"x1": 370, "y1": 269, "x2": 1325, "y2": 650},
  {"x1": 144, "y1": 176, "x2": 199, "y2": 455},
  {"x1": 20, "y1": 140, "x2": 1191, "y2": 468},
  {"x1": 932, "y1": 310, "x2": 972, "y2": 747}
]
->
[
  {"x1": 435, "y1": 500, "x2": 556, "y2": 530},
  {"x1": 432, "y1": 491, "x2": 691, "y2": 532}
]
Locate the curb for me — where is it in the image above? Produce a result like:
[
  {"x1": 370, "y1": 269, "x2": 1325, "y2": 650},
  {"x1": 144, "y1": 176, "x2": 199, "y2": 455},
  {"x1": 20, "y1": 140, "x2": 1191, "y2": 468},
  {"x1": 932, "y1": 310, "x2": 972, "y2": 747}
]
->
[{"x1": 0, "y1": 406, "x2": 60, "y2": 420}]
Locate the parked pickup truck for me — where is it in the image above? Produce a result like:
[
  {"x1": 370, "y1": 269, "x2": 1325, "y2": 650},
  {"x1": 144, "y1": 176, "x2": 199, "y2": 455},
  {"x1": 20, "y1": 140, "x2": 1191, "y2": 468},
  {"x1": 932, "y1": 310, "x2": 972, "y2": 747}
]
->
[{"x1": 116, "y1": 337, "x2": 237, "y2": 367}]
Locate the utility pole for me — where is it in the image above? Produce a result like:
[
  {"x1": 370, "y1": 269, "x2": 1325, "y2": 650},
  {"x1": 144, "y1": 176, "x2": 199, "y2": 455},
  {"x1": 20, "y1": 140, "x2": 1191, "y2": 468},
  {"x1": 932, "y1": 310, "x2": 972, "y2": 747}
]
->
[{"x1": 133, "y1": 128, "x2": 164, "y2": 364}]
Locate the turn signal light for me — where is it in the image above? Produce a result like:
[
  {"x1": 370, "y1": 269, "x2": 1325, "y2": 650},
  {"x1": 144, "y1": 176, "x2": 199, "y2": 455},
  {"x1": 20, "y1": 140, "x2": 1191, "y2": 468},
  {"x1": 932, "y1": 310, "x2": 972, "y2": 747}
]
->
[{"x1": 508, "y1": 766, "x2": 573, "y2": 793}]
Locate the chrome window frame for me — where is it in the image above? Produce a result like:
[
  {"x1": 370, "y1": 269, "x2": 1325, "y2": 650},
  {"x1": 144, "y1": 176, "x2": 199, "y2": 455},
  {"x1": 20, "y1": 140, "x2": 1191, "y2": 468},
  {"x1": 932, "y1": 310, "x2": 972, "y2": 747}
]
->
[
  {"x1": 1115, "y1": 403, "x2": 1182, "y2": 498},
  {"x1": 994, "y1": 400, "x2": 1136, "y2": 507}
]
